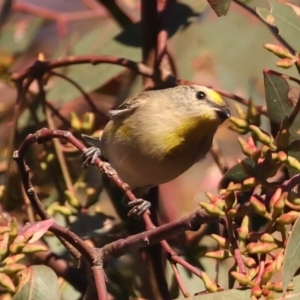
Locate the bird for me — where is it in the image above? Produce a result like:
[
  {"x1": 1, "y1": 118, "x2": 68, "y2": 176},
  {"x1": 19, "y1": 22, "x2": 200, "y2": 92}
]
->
[{"x1": 82, "y1": 84, "x2": 230, "y2": 216}]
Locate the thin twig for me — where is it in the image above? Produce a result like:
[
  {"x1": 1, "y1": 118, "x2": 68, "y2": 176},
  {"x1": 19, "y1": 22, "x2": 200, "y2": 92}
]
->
[
  {"x1": 3, "y1": 78, "x2": 34, "y2": 207},
  {"x1": 38, "y1": 82, "x2": 76, "y2": 198},
  {"x1": 170, "y1": 262, "x2": 189, "y2": 297},
  {"x1": 265, "y1": 69, "x2": 300, "y2": 86},
  {"x1": 226, "y1": 217, "x2": 246, "y2": 274},
  {"x1": 92, "y1": 266, "x2": 108, "y2": 300},
  {"x1": 13, "y1": 2, "x2": 106, "y2": 21},
  {"x1": 156, "y1": 0, "x2": 176, "y2": 82},
  {"x1": 210, "y1": 139, "x2": 229, "y2": 174},
  {"x1": 214, "y1": 88, "x2": 268, "y2": 116},
  {"x1": 44, "y1": 101, "x2": 71, "y2": 128},
  {"x1": 14, "y1": 128, "x2": 221, "y2": 298},
  {"x1": 11, "y1": 56, "x2": 154, "y2": 82},
  {"x1": 49, "y1": 71, "x2": 109, "y2": 121}
]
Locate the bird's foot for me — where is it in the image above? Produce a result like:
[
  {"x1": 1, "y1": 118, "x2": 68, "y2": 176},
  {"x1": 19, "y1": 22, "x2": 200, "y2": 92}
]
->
[
  {"x1": 123, "y1": 198, "x2": 151, "y2": 218},
  {"x1": 82, "y1": 147, "x2": 101, "y2": 168}
]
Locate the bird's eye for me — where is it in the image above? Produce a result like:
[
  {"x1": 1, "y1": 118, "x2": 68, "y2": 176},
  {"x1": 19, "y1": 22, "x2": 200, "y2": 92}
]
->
[{"x1": 196, "y1": 91, "x2": 206, "y2": 100}]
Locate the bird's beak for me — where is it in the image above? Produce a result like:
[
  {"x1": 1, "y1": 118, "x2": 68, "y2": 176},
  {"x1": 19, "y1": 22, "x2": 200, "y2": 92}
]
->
[{"x1": 214, "y1": 107, "x2": 231, "y2": 123}]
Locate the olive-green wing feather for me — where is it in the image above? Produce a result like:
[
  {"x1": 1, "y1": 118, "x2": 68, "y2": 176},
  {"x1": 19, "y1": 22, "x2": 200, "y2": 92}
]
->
[{"x1": 109, "y1": 92, "x2": 149, "y2": 118}]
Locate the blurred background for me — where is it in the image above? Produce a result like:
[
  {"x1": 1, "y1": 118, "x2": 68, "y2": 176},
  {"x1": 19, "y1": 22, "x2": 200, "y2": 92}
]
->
[{"x1": 0, "y1": 0, "x2": 299, "y2": 299}]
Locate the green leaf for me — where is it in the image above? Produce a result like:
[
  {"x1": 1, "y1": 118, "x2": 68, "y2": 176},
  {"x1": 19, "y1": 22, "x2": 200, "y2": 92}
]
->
[
  {"x1": 0, "y1": 14, "x2": 43, "y2": 54},
  {"x1": 257, "y1": 1, "x2": 300, "y2": 52},
  {"x1": 47, "y1": 1, "x2": 206, "y2": 105},
  {"x1": 270, "y1": 0, "x2": 300, "y2": 52},
  {"x1": 207, "y1": 0, "x2": 232, "y2": 17},
  {"x1": 218, "y1": 158, "x2": 253, "y2": 189},
  {"x1": 256, "y1": 7, "x2": 275, "y2": 26},
  {"x1": 47, "y1": 18, "x2": 137, "y2": 104},
  {"x1": 263, "y1": 70, "x2": 300, "y2": 176},
  {"x1": 13, "y1": 265, "x2": 60, "y2": 300},
  {"x1": 283, "y1": 217, "x2": 300, "y2": 293},
  {"x1": 263, "y1": 71, "x2": 291, "y2": 125}
]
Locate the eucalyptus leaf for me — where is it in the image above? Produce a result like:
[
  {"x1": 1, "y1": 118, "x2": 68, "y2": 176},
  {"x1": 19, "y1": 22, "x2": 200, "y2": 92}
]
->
[
  {"x1": 264, "y1": 71, "x2": 300, "y2": 176},
  {"x1": 219, "y1": 158, "x2": 253, "y2": 189},
  {"x1": 263, "y1": 71, "x2": 291, "y2": 124},
  {"x1": 13, "y1": 265, "x2": 60, "y2": 300},
  {"x1": 207, "y1": 0, "x2": 232, "y2": 17},
  {"x1": 283, "y1": 217, "x2": 300, "y2": 293},
  {"x1": 0, "y1": 14, "x2": 43, "y2": 54},
  {"x1": 270, "y1": 0, "x2": 300, "y2": 52},
  {"x1": 47, "y1": 0, "x2": 206, "y2": 105},
  {"x1": 257, "y1": 0, "x2": 300, "y2": 52},
  {"x1": 256, "y1": 7, "x2": 275, "y2": 26}
]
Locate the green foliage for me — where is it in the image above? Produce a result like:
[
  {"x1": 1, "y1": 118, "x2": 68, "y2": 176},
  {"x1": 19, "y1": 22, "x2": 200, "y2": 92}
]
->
[{"x1": 3, "y1": 0, "x2": 300, "y2": 299}]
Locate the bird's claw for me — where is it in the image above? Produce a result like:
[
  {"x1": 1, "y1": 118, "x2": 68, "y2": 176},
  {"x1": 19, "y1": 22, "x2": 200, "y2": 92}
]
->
[
  {"x1": 82, "y1": 147, "x2": 101, "y2": 168},
  {"x1": 127, "y1": 198, "x2": 151, "y2": 218}
]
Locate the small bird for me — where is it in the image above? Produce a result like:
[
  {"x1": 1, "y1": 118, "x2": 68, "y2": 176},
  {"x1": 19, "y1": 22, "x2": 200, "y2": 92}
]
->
[{"x1": 82, "y1": 85, "x2": 230, "y2": 216}]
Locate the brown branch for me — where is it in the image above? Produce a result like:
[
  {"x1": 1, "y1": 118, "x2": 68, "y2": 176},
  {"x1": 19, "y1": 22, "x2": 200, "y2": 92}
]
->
[
  {"x1": 13, "y1": 128, "x2": 221, "y2": 298},
  {"x1": 92, "y1": 266, "x2": 108, "y2": 300},
  {"x1": 3, "y1": 78, "x2": 34, "y2": 208},
  {"x1": 171, "y1": 262, "x2": 189, "y2": 297},
  {"x1": 100, "y1": 210, "x2": 217, "y2": 260},
  {"x1": 11, "y1": 56, "x2": 154, "y2": 83},
  {"x1": 44, "y1": 101, "x2": 72, "y2": 128},
  {"x1": 141, "y1": 0, "x2": 158, "y2": 89},
  {"x1": 226, "y1": 217, "x2": 246, "y2": 275},
  {"x1": 156, "y1": 0, "x2": 177, "y2": 85}
]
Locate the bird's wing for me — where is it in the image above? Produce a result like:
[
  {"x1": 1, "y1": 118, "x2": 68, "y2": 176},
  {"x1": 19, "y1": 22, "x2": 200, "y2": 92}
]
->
[
  {"x1": 109, "y1": 92, "x2": 149, "y2": 118},
  {"x1": 81, "y1": 134, "x2": 101, "y2": 148}
]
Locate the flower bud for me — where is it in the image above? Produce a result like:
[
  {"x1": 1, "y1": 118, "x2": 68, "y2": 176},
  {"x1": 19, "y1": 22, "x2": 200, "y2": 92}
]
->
[
  {"x1": 199, "y1": 202, "x2": 225, "y2": 216},
  {"x1": 201, "y1": 272, "x2": 218, "y2": 292},
  {"x1": 261, "y1": 261, "x2": 276, "y2": 284},
  {"x1": 65, "y1": 190, "x2": 81, "y2": 209},
  {"x1": 276, "y1": 58, "x2": 296, "y2": 68},
  {"x1": 22, "y1": 244, "x2": 48, "y2": 254},
  {"x1": 211, "y1": 234, "x2": 230, "y2": 249},
  {"x1": 238, "y1": 137, "x2": 257, "y2": 157},
  {"x1": 243, "y1": 256, "x2": 257, "y2": 268},
  {"x1": 250, "y1": 196, "x2": 268, "y2": 217},
  {"x1": 251, "y1": 285, "x2": 262, "y2": 297},
  {"x1": 277, "y1": 211, "x2": 299, "y2": 225},
  {"x1": 263, "y1": 44, "x2": 295, "y2": 59},
  {"x1": 205, "y1": 250, "x2": 232, "y2": 260},
  {"x1": 260, "y1": 233, "x2": 275, "y2": 243},
  {"x1": 237, "y1": 215, "x2": 250, "y2": 240},
  {"x1": 246, "y1": 242, "x2": 278, "y2": 254},
  {"x1": 249, "y1": 125, "x2": 277, "y2": 150},
  {"x1": 229, "y1": 117, "x2": 248, "y2": 129},
  {"x1": 286, "y1": 155, "x2": 300, "y2": 171},
  {"x1": 235, "y1": 104, "x2": 246, "y2": 119},
  {"x1": 3, "y1": 254, "x2": 25, "y2": 265},
  {"x1": 231, "y1": 271, "x2": 252, "y2": 286},
  {"x1": 0, "y1": 273, "x2": 15, "y2": 293},
  {"x1": 2, "y1": 263, "x2": 26, "y2": 274}
]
